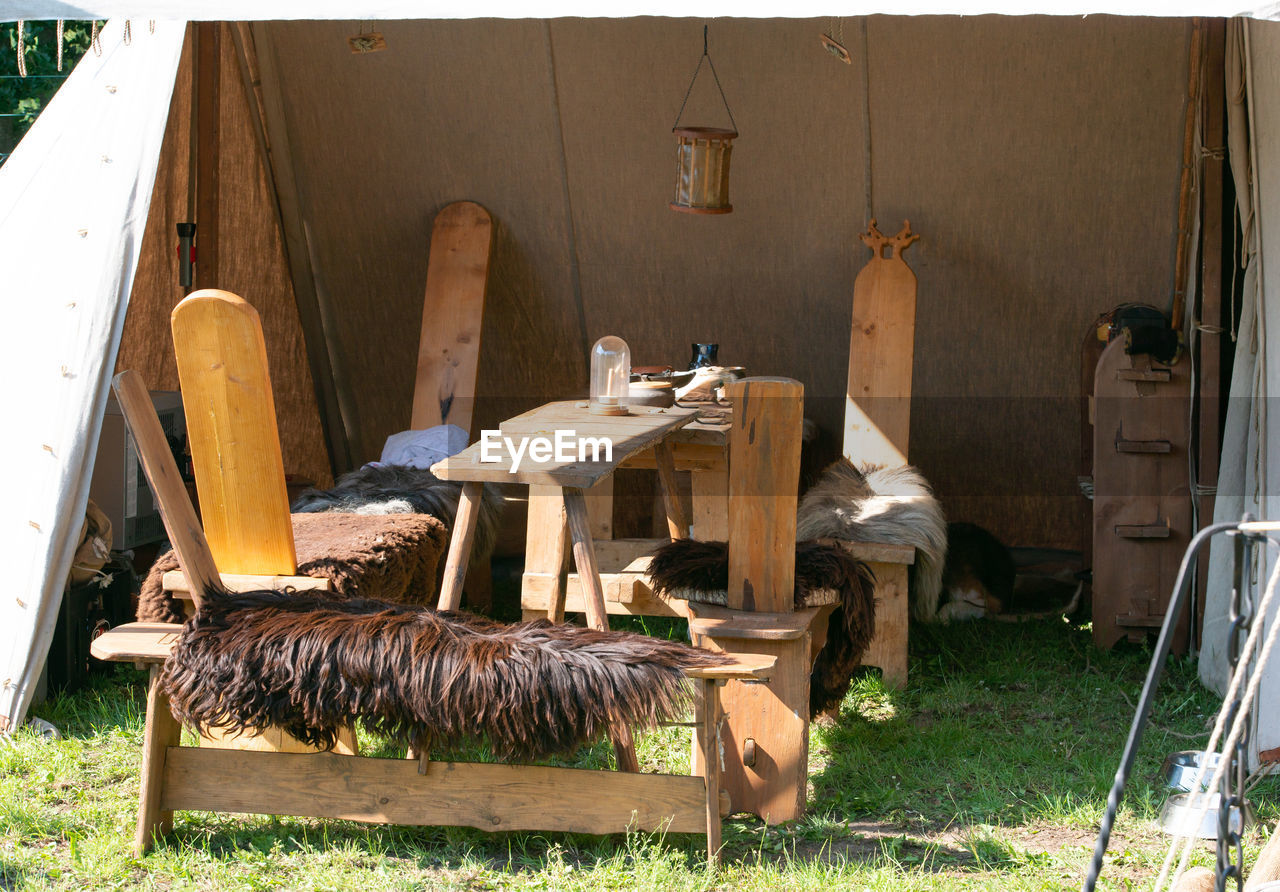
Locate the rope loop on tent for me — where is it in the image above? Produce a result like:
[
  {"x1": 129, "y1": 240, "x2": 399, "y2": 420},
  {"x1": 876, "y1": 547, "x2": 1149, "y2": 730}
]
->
[
  {"x1": 56, "y1": 20, "x2": 63, "y2": 71},
  {"x1": 90, "y1": 21, "x2": 102, "y2": 57},
  {"x1": 671, "y1": 23, "x2": 738, "y2": 135},
  {"x1": 15, "y1": 21, "x2": 26, "y2": 78}
]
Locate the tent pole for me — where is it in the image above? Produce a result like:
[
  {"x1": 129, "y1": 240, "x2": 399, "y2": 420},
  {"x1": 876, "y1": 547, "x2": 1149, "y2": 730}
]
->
[
  {"x1": 193, "y1": 22, "x2": 220, "y2": 291},
  {"x1": 1195, "y1": 18, "x2": 1227, "y2": 646}
]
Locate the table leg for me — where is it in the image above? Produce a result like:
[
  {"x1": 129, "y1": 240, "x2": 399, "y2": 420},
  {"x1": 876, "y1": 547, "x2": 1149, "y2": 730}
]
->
[
  {"x1": 437, "y1": 481, "x2": 483, "y2": 611},
  {"x1": 564, "y1": 486, "x2": 641, "y2": 773},
  {"x1": 523, "y1": 485, "x2": 570, "y2": 623},
  {"x1": 654, "y1": 442, "x2": 689, "y2": 540}
]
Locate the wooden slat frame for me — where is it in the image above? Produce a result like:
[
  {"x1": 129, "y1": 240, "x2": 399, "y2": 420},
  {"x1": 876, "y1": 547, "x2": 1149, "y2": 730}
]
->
[{"x1": 160, "y1": 748, "x2": 709, "y2": 835}]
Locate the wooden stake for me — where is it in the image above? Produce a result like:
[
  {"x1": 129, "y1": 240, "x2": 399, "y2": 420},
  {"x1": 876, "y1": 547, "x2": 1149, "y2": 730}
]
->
[
  {"x1": 1171, "y1": 18, "x2": 1205, "y2": 332},
  {"x1": 193, "y1": 22, "x2": 220, "y2": 291}
]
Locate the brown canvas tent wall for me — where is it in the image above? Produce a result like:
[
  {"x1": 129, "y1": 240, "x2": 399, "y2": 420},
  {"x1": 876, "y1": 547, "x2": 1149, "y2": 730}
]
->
[{"x1": 120, "y1": 15, "x2": 1191, "y2": 550}]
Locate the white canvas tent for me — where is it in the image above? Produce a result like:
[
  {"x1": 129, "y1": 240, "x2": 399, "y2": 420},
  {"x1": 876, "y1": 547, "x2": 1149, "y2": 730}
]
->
[{"x1": 2, "y1": 3, "x2": 1280, "y2": 749}]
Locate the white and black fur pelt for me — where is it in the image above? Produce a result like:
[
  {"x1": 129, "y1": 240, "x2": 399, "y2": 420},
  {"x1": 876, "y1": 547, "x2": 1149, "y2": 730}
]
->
[
  {"x1": 292, "y1": 465, "x2": 504, "y2": 561},
  {"x1": 797, "y1": 458, "x2": 950, "y2": 622}
]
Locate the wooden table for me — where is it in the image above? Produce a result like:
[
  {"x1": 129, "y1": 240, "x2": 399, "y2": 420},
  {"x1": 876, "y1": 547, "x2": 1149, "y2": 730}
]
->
[
  {"x1": 431, "y1": 400, "x2": 699, "y2": 771},
  {"x1": 516, "y1": 401, "x2": 912, "y2": 689}
]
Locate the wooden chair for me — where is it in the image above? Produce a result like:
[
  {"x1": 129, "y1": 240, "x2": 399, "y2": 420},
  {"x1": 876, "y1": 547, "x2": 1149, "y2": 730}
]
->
[
  {"x1": 683, "y1": 377, "x2": 834, "y2": 823},
  {"x1": 835, "y1": 219, "x2": 923, "y2": 689},
  {"x1": 92, "y1": 367, "x2": 774, "y2": 861},
  {"x1": 162, "y1": 288, "x2": 358, "y2": 755}
]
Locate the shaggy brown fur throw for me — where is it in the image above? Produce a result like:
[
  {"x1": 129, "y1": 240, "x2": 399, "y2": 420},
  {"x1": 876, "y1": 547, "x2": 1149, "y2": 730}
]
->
[
  {"x1": 291, "y1": 465, "x2": 504, "y2": 561},
  {"x1": 137, "y1": 513, "x2": 449, "y2": 623},
  {"x1": 161, "y1": 589, "x2": 731, "y2": 761},
  {"x1": 645, "y1": 539, "x2": 876, "y2": 716}
]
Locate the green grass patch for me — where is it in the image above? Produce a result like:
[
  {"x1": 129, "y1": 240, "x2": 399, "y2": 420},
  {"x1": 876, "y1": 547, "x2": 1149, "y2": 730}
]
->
[{"x1": 3, "y1": 617, "x2": 1271, "y2": 890}]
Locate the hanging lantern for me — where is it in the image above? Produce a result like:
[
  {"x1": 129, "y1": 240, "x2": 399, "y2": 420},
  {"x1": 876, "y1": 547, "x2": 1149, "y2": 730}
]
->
[
  {"x1": 672, "y1": 127, "x2": 736, "y2": 215},
  {"x1": 670, "y1": 25, "x2": 738, "y2": 215}
]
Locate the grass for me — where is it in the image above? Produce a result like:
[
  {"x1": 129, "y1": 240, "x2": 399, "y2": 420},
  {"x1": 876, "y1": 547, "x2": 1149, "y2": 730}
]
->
[{"x1": 3, "y1": 616, "x2": 1275, "y2": 890}]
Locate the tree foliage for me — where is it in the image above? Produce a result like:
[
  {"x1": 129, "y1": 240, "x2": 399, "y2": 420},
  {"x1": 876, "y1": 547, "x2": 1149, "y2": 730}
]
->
[{"x1": 1, "y1": 21, "x2": 99, "y2": 161}]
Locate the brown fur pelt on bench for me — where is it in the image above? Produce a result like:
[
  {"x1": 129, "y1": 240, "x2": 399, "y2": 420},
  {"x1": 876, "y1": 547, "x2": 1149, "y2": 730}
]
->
[
  {"x1": 646, "y1": 539, "x2": 876, "y2": 716},
  {"x1": 161, "y1": 589, "x2": 732, "y2": 761},
  {"x1": 137, "y1": 513, "x2": 449, "y2": 623},
  {"x1": 291, "y1": 465, "x2": 505, "y2": 561}
]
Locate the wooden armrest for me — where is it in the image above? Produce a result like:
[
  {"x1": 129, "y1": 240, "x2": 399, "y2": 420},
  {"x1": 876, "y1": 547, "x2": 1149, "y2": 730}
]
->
[
  {"x1": 816, "y1": 537, "x2": 915, "y2": 565},
  {"x1": 686, "y1": 653, "x2": 776, "y2": 680},
  {"x1": 90, "y1": 622, "x2": 184, "y2": 664}
]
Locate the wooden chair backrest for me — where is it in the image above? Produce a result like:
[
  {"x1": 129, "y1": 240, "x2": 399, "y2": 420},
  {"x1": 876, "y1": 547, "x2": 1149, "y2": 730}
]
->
[
  {"x1": 411, "y1": 201, "x2": 494, "y2": 439},
  {"x1": 842, "y1": 220, "x2": 920, "y2": 468},
  {"x1": 724, "y1": 377, "x2": 804, "y2": 614},
  {"x1": 171, "y1": 290, "x2": 297, "y2": 576}
]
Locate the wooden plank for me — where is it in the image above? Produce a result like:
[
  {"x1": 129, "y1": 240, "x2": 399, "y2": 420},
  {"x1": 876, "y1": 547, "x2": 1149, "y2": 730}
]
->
[
  {"x1": 691, "y1": 468, "x2": 730, "y2": 541},
  {"x1": 591, "y1": 537, "x2": 665, "y2": 567},
  {"x1": 688, "y1": 605, "x2": 823, "y2": 642},
  {"x1": 686, "y1": 654, "x2": 776, "y2": 681},
  {"x1": 726, "y1": 378, "x2": 803, "y2": 613},
  {"x1": 522, "y1": 571, "x2": 642, "y2": 605},
  {"x1": 861, "y1": 561, "x2": 909, "y2": 689},
  {"x1": 564, "y1": 487, "x2": 639, "y2": 773},
  {"x1": 843, "y1": 220, "x2": 920, "y2": 468},
  {"x1": 160, "y1": 748, "x2": 709, "y2": 835},
  {"x1": 521, "y1": 577, "x2": 687, "y2": 619},
  {"x1": 411, "y1": 201, "x2": 493, "y2": 437},
  {"x1": 171, "y1": 291, "x2": 298, "y2": 576},
  {"x1": 621, "y1": 443, "x2": 728, "y2": 472},
  {"x1": 162, "y1": 571, "x2": 331, "y2": 595},
  {"x1": 200, "y1": 725, "x2": 358, "y2": 756},
  {"x1": 437, "y1": 481, "x2": 484, "y2": 611},
  {"x1": 91, "y1": 623, "x2": 184, "y2": 665},
  {"x1": 824, "y1": 538, "x2": 916, "y2": 566},
  {"x1": 135, "y1": 667, "x2": 183, "y2": 855},
  {"x1": 112, "y1": 371, "x2": 223, "y2": 608}
]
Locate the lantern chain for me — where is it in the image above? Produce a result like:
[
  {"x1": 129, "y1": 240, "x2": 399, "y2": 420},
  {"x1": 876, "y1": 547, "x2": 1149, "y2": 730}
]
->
[{"x1": 671, "y1": 24, "x2": 738, "y2": 134}]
